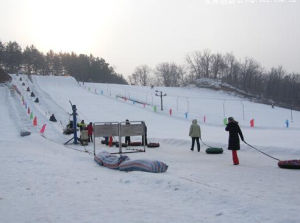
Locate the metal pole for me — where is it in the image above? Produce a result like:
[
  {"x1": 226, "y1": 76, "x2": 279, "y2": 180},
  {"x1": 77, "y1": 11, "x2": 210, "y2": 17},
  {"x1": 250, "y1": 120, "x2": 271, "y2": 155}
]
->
[
  {"x1": 186, "y1": 97, "x2": 189, "y2": 113},
  {"x1": 176, "y1": 96, "x2": 179, "y2": 111},
  {"x1": 93, "y1": 123, "x2": 96, "y2": 156},
  {"x1": 242, "y1": 101, "x2": 245, "y2": 120},
  {"x1": 223, "y1": 101, "x2": 225, "y2": 117},
  {"x1": 160, "y1": 93, "x2": 163, "y2": 111},
  {"x1": 155, "y1": 90, "x2": 166, "y2": 111},
  {"x1": 72, "y1": 104, "x2": 78, "y2": 144},
  {"x1": 118, "y1": 123, "x2": 122, "y2": 154},
  {"x1": 291, "y1": 105, "x2": 293, "y2": 122}
]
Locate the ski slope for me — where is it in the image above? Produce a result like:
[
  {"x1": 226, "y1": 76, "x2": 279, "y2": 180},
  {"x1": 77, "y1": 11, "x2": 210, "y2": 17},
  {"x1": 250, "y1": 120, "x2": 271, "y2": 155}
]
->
[{"x1": 0, "y1": 74, "x2": 300, "y2": 223}]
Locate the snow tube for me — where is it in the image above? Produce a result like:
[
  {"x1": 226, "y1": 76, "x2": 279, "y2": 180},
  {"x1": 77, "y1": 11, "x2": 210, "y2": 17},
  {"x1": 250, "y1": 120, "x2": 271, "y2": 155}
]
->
[
  {"x1": 129, "y1": 142, "x2": 142, "y2": 146},
  {"x1": 94, "y1": 151, "x2": 129, "y2": 169},
  {"x1": 63, "y1": 128, "x2": 74, "y2": 135},
  {"x1": 101, "y1": 140, "x2": 118, "y2": 146},
  {"x1": 206, "y1": 147, "x2": 223, "y2": 154},
  {"x1": 147, "y1": 143, "x2": 160, "y2": 148},
  {"x1": 20, "y1": 130, "x2": 31, "y2": 137},
  {"x1": 101, "y1": 140, "x2": 108, "y2": 145},
  {"x1": 278, "y1": 160, "x2": 300, "y2": 169},
  {"x1": 119, "y1": 159, "x2": 168, "y2": 173},
  {"x1": 115, "y1": 142, "x2": 128, "y2": 147}
]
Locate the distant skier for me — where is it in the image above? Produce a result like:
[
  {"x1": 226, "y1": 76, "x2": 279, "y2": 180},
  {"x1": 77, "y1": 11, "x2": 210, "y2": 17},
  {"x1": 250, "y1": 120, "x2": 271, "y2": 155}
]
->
[
  {"x1": 125, "y1": 119, "x2": 131, "y2": 145},
  {"x1": 189, "y1": 119, "x2": 201, "y2": 152},
  {"x1": 30, "y1": 92, "x2": 35, "y2": 97},
  {"x1": 87, "y1": 122, "x2": 93, "y2": 142},
  {"x1": 34, "y1": 97, "x2": 39, "y2": 103},
  {"x1": 49, "y1": 114, "x2": 57, "y2": 122},
  {"x1": 285, "y1": 119, "x2": 289, "y2": 128},
  {"x1": 225, "y1": 117, "x2": 244, "y2": 165}
]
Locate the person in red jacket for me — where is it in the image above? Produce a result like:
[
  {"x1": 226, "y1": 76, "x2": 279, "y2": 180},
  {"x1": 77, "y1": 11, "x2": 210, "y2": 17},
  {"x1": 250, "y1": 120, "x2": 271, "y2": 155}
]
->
[{"x1": 87, "y1": 122, "x2": 93, "y2": 142}]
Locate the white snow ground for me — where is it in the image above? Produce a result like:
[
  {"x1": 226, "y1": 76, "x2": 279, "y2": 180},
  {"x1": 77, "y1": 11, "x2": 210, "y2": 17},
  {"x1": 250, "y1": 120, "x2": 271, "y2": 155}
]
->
[{"x1": 0, "y1": 74, "x2": 300, "y2": 223}]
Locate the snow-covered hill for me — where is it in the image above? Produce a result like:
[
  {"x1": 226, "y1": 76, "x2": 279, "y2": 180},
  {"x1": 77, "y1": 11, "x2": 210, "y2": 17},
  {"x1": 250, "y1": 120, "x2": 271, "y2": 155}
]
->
[{"x1": 0, "y1": 74, "x2": 300, "y2": 223}]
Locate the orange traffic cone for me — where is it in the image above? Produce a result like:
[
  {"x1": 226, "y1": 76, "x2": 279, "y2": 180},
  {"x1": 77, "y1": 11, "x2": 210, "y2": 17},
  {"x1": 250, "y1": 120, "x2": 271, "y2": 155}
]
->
[
  {"x1": 40, "y1": 124, "x2": 46, "y2": 134},
  {"x1": 33, "y1": 116, "x2": 37, "y2": 126},
  {"x1": 108, "y1": 136, "x2": 113, "y2": 147}
]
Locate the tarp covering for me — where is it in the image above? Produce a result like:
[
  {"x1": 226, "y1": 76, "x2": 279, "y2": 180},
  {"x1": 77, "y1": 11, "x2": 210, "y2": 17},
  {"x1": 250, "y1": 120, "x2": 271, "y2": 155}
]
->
[
  {"x1": 94, "y1": 152, "x2": 168, "y2": 173},
  {"x1": 94, "y1": 151, "x2": 129, "y2": 169},
  {"x1": 119, "y1": 159, "x2": 168, "y2": 173}
]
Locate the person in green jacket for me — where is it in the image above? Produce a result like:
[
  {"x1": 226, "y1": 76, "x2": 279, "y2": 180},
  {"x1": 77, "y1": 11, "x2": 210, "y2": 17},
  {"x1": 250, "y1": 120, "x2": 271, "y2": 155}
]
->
[{"x1": 189, "y1": 119, "x2": 201, "y2": 152}]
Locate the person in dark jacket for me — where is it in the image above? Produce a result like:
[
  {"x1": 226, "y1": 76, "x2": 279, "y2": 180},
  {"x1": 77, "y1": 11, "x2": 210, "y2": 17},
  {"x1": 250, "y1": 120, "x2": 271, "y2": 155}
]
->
[
  {"x1": 49, "y1": 114, "x2": 57, "y2": 122},
  {"x1": 189, "y1": 119, "x2": 201, "y2": 152},
  {"x1": 225, "y1": 117, "x2": 244, "y2": 165},
  {"x1": 142, "y1": 121, "x2": 148, "y2": 146},
  {"x1": 125, "y1": 119, "x2": 131, "y2": 145},
  {"x1": 87, "y1": 122, "x2": 93, "y2": 142}
]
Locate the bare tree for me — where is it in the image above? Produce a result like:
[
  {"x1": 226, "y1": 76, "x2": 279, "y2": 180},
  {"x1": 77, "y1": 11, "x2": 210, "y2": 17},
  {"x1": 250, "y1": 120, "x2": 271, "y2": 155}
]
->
[
  {"x1": 201, "y1": 49, "x2": 212, "y2": 78},
  {"x1": 211, "y1": 53, "x2": 225, "y2": 79},
  {"x1": 223, "y1": 53, "x2": 238, "y2": 84},
  {"x1": 128, "y1": 65, "x2": 151, "y2": 86},
  {"x1": 186, "y1": 49, "x2": 212, "y2": 80},
  {"x1": 155, "y1": 62, "x2": 185, "y2": 87},
  {"x1": 186, "y1": 51, "x2": 202, "y2": 80},
  {"x1": 240, "y1": 58, "x2": 262, "y2": 92}
]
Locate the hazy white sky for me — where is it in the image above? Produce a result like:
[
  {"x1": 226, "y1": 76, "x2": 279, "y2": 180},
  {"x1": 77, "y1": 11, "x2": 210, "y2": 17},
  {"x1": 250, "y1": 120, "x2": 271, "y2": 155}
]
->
[{"x1": 0, "y1": 0, "x2": 299, "y2": 77}]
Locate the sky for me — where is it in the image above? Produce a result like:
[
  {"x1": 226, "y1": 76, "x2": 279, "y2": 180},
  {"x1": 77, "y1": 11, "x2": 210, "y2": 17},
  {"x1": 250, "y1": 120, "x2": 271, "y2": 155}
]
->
[{"x1": 0, "y1": 0, "x2": 300, "y2": 77}]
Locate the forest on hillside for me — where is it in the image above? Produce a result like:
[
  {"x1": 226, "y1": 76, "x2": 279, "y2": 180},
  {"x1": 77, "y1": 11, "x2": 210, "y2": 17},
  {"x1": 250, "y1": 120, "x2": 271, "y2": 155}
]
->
[
  {"x1": 128, "y1": 50, "x2": 300, "y2": 110},
  {"x1": 0, "y1": 41, "x2": 127, "y2": 84},
  {"x1": 1, "y1": 40, "x2": 300, "y2": 110}
]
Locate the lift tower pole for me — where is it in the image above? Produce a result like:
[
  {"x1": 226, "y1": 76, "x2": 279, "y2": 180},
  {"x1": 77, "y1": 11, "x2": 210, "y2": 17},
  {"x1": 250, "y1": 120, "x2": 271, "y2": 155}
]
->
[{"x1": 155, "y1": 90, "x2": 167, "y2": 111}]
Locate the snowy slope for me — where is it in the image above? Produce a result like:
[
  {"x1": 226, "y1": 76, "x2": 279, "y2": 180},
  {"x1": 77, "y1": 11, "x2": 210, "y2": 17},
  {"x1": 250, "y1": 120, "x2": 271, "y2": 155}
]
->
[
  {"x1": 31, "y1": 75, "x2": 300, "y2": 150},
  {"x1": 0, "y1": 74, "x2": 300, "y2": 223}
]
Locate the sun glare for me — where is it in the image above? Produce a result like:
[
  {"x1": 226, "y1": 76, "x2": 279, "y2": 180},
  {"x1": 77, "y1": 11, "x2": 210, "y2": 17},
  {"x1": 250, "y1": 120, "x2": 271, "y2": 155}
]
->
[{"x1": 24, "y1": 0, "x2": 119, "y2": 54}]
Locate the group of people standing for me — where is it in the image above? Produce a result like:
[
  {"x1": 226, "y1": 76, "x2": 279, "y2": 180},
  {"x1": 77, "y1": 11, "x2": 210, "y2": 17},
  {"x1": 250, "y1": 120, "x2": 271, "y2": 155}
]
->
[
  {"x1": 70, "y1": 115, "x2": 244, "y2": 165},
  {"x1": 78, "y1": 120, "x2": 94, "y2": 143},
  {"x1": 189, "y1": 117, "x2": 244, "y2": 165},
  {"x1": 77, "y1": 119, "x2": 148, "y2": 146}
]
